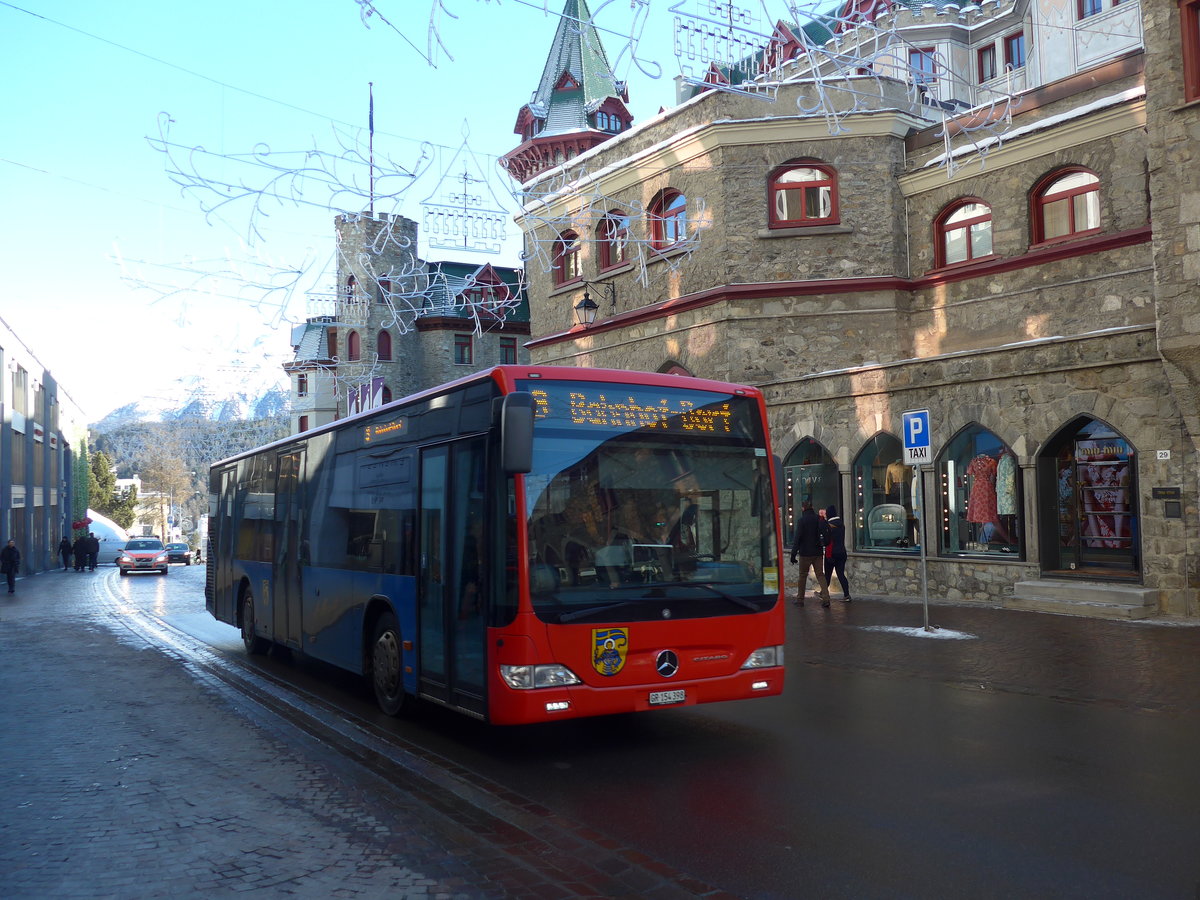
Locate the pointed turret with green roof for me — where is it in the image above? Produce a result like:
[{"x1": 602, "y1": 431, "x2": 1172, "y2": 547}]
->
[{"x1": 503, "y1": 0, "x2": 632, "y2": 184}]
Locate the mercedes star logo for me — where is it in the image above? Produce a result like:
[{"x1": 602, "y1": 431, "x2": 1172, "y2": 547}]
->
[{"x1": 656, "y1": 649, "x2": 679, "y2": 678}]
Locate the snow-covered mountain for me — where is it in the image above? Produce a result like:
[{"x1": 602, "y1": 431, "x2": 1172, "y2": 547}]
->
[{"x1": 92, "y1": 364, "x2": 290, "y2": 432}]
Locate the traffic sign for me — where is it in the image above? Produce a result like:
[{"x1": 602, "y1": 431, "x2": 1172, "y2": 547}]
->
[{"x1": 902, "y1": 409, "x2": 931, "y2": 465}]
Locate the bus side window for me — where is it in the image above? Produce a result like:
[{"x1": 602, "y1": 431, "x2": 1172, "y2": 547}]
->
[{"x1": 346, "y1": 511, "x2": 376, "y2": 561}]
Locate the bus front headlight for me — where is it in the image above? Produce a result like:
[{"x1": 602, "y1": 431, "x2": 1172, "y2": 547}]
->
[
  {"x1": 499, "y1": 663, "x2": 582, "y2": 690},
  {"x1": 740, "y1": 645, "x2": 784, "y2": 669}
]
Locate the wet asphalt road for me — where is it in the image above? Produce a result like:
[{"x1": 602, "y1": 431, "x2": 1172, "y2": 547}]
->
[{"x1": 11, "y1": 563, "x2": 1200, "y2": 898}]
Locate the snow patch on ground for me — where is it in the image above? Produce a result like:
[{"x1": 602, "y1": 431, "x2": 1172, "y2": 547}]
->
[{"x1": 859, "y1": 625, "x2": 977, "y2": 640}]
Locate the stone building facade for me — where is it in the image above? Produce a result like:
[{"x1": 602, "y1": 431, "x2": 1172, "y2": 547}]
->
[
  {"x1": 285, "y1": 212, "x2": 529, "y2": 429},
  {"x1": 512, "y1": 0, "x2": 1200, "y2": 618}
]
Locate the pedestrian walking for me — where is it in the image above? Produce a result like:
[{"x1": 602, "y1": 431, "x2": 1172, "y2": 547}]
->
[
  {"x1": 823, "y1": 505, "x2": 852, "y2": 603},
  {"x1": 790, "y1": 500, "x2": 832, "y2": 607},
  {"x1": 72, "y1": 535, "x2": 87, "y2": 572},
  {"x1": 86, "y1": 531, "x2": 100, "y2": 571},
  {"x1": 58, "y1": 536, "x2": 72, "y2": 570},
  {"x1": 1, "y1": 539, "x2": 19, "y2": 593}
]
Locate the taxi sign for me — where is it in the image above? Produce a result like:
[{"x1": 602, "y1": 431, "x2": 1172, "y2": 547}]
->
[{"x1": 902, "y1": 409, "x2": 931, "y2": 465}]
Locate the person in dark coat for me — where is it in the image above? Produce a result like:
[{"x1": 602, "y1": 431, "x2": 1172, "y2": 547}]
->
[
  {"x1": 72, "y1": 535, "x2": 87, "y2": 572},
  {"x1": 1, "y1": 539, "x2": 20, "y2": 593},
  {"x1": 790, "y1": 500, "x2": 831, "y2": 607},
  {"x1": 86, "y1": 532, "x2": 100, "y2": 571},
  {"x1": 59, "y1": 536, "x2": 73, "y2": 570},
  {"x1": 822, "y1": 505, "x2": 852, "y2": 603}
]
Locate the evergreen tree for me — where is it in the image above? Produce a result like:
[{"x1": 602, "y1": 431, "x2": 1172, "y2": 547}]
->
[
  {"x1": 110, "y1": 484, "x2": 138, "y2": 531},
  {"x1": 72, "y1": 444, "x2": 90, "y2": 536}
]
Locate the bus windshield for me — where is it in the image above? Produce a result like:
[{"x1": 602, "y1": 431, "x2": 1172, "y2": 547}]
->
[{"x1": 520, "y1": 380, "x2": 778, "y2": 624}]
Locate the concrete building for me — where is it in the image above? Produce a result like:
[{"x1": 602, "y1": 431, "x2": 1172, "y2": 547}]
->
[
  {"x1": 510, "y1": 0, "x2": 1200, "y2": 618},
  {"x1": 285, "y1": 213, "x2": 529, "y2": 429},
  {"x1": 0, "y1": 316, "x2": 87, "y2": 576}
]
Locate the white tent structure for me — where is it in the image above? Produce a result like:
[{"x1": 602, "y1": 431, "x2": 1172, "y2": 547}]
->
[{"x1": 84, "y1": 509, "x2": 130, "y2": 566}]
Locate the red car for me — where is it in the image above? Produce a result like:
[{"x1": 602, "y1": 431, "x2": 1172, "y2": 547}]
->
[{"x1": 117, "y1": 539, "x2": 169, "y2": 576}]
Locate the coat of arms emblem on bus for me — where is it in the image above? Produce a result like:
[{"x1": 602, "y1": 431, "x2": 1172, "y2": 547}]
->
[{"x1": 592, "y1": 627, "x2": 628, "y2": 676}]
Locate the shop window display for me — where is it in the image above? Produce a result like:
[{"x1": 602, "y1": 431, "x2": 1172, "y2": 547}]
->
[
  {"x1": 1039, "y1": 417, "x2": 1138, "y2": 575},
  {"x1": 852, "y1": 434, "x2": 919, "y2": 551},
  {"x1": 938, "y1": 425, "x2": 1021, "y2": 557},
  {"x1": 783, "y1": 438, "x2": 838, "y2": 547}
]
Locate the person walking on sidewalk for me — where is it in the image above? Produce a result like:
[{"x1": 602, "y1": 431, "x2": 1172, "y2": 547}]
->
[
  {"x1": 1, "y1": 539, "x2": 20, "y2": 594},
  {"x1": 791, "y1": 500, "x2": 832, "y2": 607},
  {"x1": 86, "y1": 531, "x2": 100, "y2": 571},
  {"x1": 59, "y1": 536, "x2": 73, "y2": 570},
  {"x1": 823, "y1": 505, "x2": 852, "y2": 603},
  {"x1": 72, "y1": 535, "x2": 87, "y2": 572}
]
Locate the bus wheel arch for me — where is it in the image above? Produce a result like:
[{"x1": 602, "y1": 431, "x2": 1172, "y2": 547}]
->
[
  {"x1": 239, "y1": 580, "x2": 270, "y2": 656},
  {"x1": 367, "y1": 605, "x2": 412, "y2": 716}
]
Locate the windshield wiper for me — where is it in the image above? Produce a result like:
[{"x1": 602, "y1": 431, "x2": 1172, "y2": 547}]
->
[
  {"x1": 682, "y1": 581, "x2": 762, "y2": 612},
  {"x1": 558, "y1": 598, "x2": 644, "y2": 624}
]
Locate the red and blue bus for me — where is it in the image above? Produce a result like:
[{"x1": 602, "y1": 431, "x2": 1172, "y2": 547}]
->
[{"x1": 206, "y1": 366, "x2": 785, "y2": 724}]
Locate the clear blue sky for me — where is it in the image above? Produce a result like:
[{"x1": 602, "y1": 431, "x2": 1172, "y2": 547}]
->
[{"x1": 0, "y1": 0, "x2": 801, "y2": 420}]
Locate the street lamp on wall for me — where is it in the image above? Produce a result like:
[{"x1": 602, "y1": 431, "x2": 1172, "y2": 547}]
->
[
  {"x1": 573, "y1": 280, "x2": 616, "y2": 327},
  {"x1": 574, "y1": 294, "x2": 599, "y2": 327}
]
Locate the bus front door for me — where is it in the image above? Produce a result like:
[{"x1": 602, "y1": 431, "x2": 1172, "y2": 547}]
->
[
  {"x1": 213, "y1": 466, "x2": 237, "y2": 622},
  {"x1": 418, "y1": 439, "x2": 487, "y2": 717},
  {"x1": 273, "y1": 448, "x2": 305, "y2": 649}
]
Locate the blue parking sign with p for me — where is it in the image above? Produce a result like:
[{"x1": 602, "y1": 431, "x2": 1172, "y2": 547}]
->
[{"x1": 902, "y1": 409, "x2": 931, "y2": 465}]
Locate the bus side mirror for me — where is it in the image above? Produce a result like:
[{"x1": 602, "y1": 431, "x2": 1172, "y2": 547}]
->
[{"x1": 500, "y1": 392, "x2": 534, "y2": 474}]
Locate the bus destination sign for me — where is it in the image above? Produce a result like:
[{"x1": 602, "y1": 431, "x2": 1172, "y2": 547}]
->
[
  {"x1": 363, "y1": 417, "x2": 407, "y2": 444},
  {"x1": 530, "y1": 387, "x2": 734, "y2": 434}
]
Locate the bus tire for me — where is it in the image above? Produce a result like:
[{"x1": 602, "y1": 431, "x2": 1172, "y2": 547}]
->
[
  {"x1": 241, "y1": 589, "x2": 270, "y2": 656},
  {"x1": 370, "y1": 612, "x2": 411, "y2": 716}
]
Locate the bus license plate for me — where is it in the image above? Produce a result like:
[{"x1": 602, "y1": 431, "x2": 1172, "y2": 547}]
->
[{"x1": 649, "y1": 689, "x2": 686, "y2": 706}]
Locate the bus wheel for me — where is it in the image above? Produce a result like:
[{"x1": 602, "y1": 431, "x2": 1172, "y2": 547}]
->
[
  {"x1": 241, "y1": 590, "x2": 270, "y2": 656},
  {"x1": 371, "y1": 612, "x2": 410, "y2": 716}
]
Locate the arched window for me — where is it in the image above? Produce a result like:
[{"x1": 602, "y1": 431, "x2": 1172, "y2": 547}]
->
[
  {"x1": 1033, "y1": 168, "x2": 1100, "y2": 244},
  {"x1": 769, "y1": 162, "x2": 838, "y2": 227},
  {"x1": 937, "y1": 424, "x2": 1022, "y2": 558},
  {"x1": 553, "y1": 230, "x2": 581, "y2": 285},
  {"x1": 783, "y1": 438, "x2": 839, "y2": 547},
  {"x1": 598, "y1": 211, "x2": 629, "y2": 269},
  {"x1": 852, "y1": 433, "x2": 919, "y2": 552},
  {"x1": 377, "y1": 330, "x2": 392, "y2": 361},
  {"x1": 936, "y1": 200, "x2": 993, "y2": 267},
  {"x1": 344, "y1": 275, "x2": 356, "y2": 303},
  {"x1": 381, "y1": 386, "x2": 393, "y2": 405},
  {"x1": 649, "y1": 190, "x2": 687, "y2": 249},
  {"x1": 347, "y1": 331, "x2": 361, "y2": 361}
]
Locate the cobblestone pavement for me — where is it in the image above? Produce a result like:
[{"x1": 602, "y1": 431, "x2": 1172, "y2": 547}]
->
[{"x1": 0, "y1": 569, "x2": 729, "y2": 899}]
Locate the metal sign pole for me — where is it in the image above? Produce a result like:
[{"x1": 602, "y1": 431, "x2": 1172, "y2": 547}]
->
[
  {"x1": 901, "y1": 409, "x2": 933, "y2": 632},
  {"x1": 915, "y1": 464, "x2": 931, "y2": 631}
]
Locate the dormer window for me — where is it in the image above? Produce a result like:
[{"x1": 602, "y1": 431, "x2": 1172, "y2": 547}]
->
[{"x1": 595, "y1": 111, "x2": 622, "y2": 133}]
